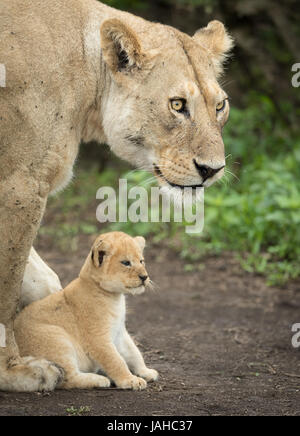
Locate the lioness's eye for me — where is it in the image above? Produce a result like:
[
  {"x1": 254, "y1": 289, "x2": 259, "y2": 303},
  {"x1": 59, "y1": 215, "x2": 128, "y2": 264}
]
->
[
  {"x1": 170, "y1": 99, "x2": 186, "y2": 113},
  {"x1": 121, "y1": 260, "x2": 131, "y2": 267},
  {"x1": 140, "y1": 259, "x2": 145, "y2": 264},
  {"x1": 216, "y1": 100, "x2": 227, "y2": 112}
]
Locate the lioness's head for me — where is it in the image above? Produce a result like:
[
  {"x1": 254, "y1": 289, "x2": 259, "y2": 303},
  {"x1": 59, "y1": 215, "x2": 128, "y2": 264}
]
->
[
  {"x1": 100, "y1": 18, "x2": 233, "y2": 193},
  {"x1": 80, "y1": 232, "x2": 150, "y2": 295}
]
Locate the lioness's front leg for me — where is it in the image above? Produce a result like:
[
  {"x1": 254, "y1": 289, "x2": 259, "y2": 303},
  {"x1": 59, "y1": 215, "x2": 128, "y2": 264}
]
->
[
  {"x1": 119, "y1": 330, "x2": 158, "y2": 382},
  {"x1": 0, "y1": 171, "x2": 63, "y2": 392},
  {"x1": 89, "y1": 340, "x2": 147, "y2": 391},
  {"x1": 21, "y1": 248, "x2": 62, "y2": 309}
]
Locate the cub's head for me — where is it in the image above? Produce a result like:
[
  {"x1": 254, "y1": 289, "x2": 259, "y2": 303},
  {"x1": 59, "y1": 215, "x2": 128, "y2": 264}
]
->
[
  {"x1": 99, "y1": 18, "x2": 234, "y2": 195},
  {"x1": 81, "y1": 232, "x2": 150, "y2": 295}
]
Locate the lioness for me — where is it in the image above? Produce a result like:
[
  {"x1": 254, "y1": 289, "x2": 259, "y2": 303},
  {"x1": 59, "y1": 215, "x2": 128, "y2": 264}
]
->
[
  {"x1": 0, "y1": 0, "x2": 233, "y2": 391},
  {"x1": 15, "y1": 232, "x2": 157, "y2": 391}
]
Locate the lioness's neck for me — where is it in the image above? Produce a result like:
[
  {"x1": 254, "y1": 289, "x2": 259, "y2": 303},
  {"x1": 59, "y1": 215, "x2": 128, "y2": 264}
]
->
[
  {"x1": 80, "y1": 0, "x2": 126, "y2": 144},
  {"x1": 78, "y1": 2, "x2": 110, "y2": 144}
]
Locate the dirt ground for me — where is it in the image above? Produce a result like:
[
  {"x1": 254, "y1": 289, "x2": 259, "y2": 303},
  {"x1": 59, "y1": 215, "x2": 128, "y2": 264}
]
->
[{"x1": 0, "y1": 236, "x2": 299, "y2": 416}]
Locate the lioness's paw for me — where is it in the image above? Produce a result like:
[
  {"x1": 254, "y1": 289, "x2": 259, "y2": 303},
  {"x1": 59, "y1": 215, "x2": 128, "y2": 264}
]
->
[
  {"x1": 117, "y1": 376, "x2": 147, "y2": 391},
  {"x1": 138, "y1": 368, "x2": 159, "y2": 383},
  {"x1": 5, "y1": 357, "x2": 64, "y2": 392}
]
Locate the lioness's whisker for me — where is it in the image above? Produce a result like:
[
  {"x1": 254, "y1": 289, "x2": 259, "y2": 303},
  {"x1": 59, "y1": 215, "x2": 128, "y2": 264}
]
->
[
  {"x1": 142, "y1": 177, "x2": 159, "y2": 186},
  {"x1": 225, "y1": 169, "x2": 240, "y2": 182}
]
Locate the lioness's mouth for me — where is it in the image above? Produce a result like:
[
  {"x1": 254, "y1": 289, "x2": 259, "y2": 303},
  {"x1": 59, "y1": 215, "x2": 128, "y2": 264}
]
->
[{"x1": 154, "y1": 165, "x2": 204, "y2": 190}]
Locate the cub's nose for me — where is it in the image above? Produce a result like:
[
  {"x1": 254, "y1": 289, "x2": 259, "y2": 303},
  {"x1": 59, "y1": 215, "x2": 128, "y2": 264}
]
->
[
  {"x1": 193, "y1": 159, "x2": 225, "y2": 181},
  {"x1": 139, "y1": 275, "x2": 148, "y2": 283}
]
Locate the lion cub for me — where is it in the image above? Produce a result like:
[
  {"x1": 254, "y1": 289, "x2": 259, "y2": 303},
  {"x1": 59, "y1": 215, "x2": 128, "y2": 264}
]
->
[{"x1": 15, "y1": 232, "x2": 158, "y2": 391}]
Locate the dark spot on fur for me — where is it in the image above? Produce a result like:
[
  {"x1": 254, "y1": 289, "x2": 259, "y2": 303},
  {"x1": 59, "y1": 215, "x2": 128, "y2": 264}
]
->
[{"x1": 125, "y1": 134, "x2": 145, "y2": 147}]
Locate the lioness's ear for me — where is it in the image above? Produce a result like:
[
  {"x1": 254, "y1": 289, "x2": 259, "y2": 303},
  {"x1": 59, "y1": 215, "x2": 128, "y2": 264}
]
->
[
  {"x1": 100, "y1": 18, "x2": 143, "y2": 73},
  {"x1": 193, "y1": 20, "x2": 234, "y2": 76},
  {"x1": 135, "y1": 236, "x2": 146, "y2": 252}
]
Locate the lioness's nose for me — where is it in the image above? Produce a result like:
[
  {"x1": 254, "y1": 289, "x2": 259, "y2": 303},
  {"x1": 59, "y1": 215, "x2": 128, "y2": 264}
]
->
[{"x1": 193, "y1": 160, "x2": 225, "y2": 181}]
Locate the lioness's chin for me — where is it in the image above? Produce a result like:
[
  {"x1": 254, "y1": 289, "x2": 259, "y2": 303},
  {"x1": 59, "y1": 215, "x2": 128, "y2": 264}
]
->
[{"x1": 159, "y1": 185, "x2": 204, "y2": 208}]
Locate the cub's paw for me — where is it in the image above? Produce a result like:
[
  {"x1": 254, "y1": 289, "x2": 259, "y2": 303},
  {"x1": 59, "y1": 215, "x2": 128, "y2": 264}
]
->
[
  {"x1": 117, "y1": 375, "x2": 147, "y2": 391},
  {"x1": 97, "y1": 375, "x2": 111, "y2": 388},
  {"x1": 4, "y1": 357, "x2": 64, "y2": 392},
  {"x1": 138, "y1": 368, "x2": 159, "y2": 383}
]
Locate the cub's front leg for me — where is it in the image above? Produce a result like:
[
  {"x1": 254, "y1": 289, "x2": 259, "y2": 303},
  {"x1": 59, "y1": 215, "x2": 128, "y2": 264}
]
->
[
  {"x1": 88, "y1": 340, "x2": 147, "y2": 391},
  {"x1": 119, "y1": 330, "x2": 159, "y2": 383}
]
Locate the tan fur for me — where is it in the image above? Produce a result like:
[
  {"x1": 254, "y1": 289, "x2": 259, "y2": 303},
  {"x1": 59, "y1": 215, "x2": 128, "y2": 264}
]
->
[
  {"x1": 15, "y1": 232, "x2": 158, "y2": 391},
  {"x1": 0, "y1": 0, "x2": 233, "y2": 391}
]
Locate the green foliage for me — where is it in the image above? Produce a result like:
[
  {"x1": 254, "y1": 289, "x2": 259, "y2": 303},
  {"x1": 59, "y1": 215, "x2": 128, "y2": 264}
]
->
[
  {"x1": 40, "y1": 93, "x2": 300, "y2": 286},
  {"x1": 107, "y1": 96, "x2": 300, "y2": 286},
  {"x1": 66, "y1": 406, "x2": 91, "y2": 416},
  {"x1": 189, "y1": 150, "x2": 300, "y2": 286}
]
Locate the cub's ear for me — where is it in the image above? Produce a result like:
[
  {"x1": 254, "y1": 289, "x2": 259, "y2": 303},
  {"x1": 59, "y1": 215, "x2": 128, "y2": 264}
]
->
[
  {"x1": 135, "y1": 236, "x2": 146, "y2": 252},
  {"x1": 91, "y1": 249, "x2": 106, "y2": 268},
  {"x1": 193, "y1": 20, "x2": 234, "y2": 77},
  {"x1": 91, "y1": 238, "x2": 108, "y2": 268},
  {"x1": 100, "y1": 18, "x2": 144, "y2": 73}
]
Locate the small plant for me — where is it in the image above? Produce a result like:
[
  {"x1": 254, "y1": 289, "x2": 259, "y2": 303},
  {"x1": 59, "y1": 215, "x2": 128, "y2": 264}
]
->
[{"x1": 66, "y1": 406, "x2": 91, "y2": 416}]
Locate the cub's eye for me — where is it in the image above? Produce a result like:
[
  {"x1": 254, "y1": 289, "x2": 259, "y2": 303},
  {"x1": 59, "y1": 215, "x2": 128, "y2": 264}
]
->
[
  {"x1": 121, "y1": 260, "x2": 131, "y2": 267},
  {"x1": 216, "y1": 100, "x2": 227, "y2": 113},
  {"x1": 140, "y1": 259, "x2": 145, "y2": 265},
  {"x1": 170, "y1": 99, "x2": 186, "y2": 113}
]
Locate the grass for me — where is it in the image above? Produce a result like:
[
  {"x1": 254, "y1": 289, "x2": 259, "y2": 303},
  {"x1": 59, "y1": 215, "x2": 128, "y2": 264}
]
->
[{"x1": 66, "y1": 406, "x2": 91, "y2": 416}]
